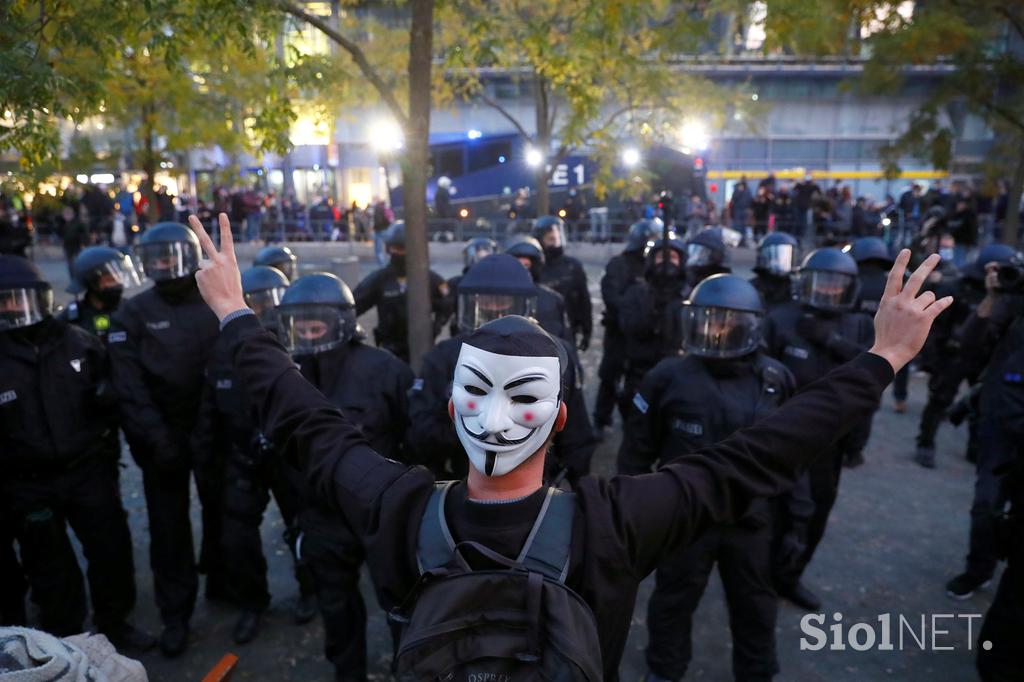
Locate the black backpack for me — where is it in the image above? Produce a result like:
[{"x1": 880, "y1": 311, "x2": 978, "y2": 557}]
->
[{"x1": 389, "y1": 481, "x2": 603, "y2": 681}]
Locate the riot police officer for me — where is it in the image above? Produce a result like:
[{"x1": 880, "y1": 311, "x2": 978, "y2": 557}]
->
[
  {"x1": 0, "y1": 255, "x2": 152, "y2": 650},
  {"x1": 108, "y1": 222, "x2": 223, "y2": 656},
  {"x1": 279, "y1": 272, "x2": 414, "y2": 681},
  {"x1": 446, "y1": 237, "x2": 497, "y2": 336},
  {"x1": 353, "y1": 221, "x2": 450, "y2": 363},
  {"x1": 408, "y1": 254, "x2": 595, "y2": 483},
  {"x1": 532, "y1": 215, "x2": 592, "y2": 350},
  {"x1": 914, "y1": 243, "x2": 1015, "y2": 469},
  {"x1": 59, "y1": 246, "x2": 142, "y2": 340},
  {"x1": 594, "y1": 219, "x2": 661, "y2": 431},
  {"x1": 193, "y1": 265, "x2": 316, "y2": 645},
  {"x1": 750, "y1": 232, "x2": 798, "y2": 312},
  {"x1": 762, "y1": 247, "x2": 873, "y2": 610},
  {"x1": 254, "y1": 244, "x2": 298, "y2": 281},
  {"x1": 684, "y1": 228, "x2": 731, "y2": 290},
  {"x1": 504, "y1": 234, "x2": 572, "y2": 342},
  {"x1": 620, "y1": 274, "x2": 795, "y2": 682},
  {"x1": 618, "y1": 236, "x2": 688, "y2": 414}
]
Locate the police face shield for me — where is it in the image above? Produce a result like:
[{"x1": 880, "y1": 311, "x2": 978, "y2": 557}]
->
[
  {"x1": 136, "y1": 241, "x2": 200, "y2": 281},
  {"x1": 757, "y1": 244, "x2": 795, "y2": 276},
  {"x1": 539, "y1": 226, "x2": 563, "y2": 250},
  {"x1": 274, "y1": 260, "x2": 297, "y2": 282},
  {"x1": 797, "y1": 270, "x2": 858, "y2": 311},
  {"x1": 457, "y1": 293, "x2": 537, "y2": 333},
  {"x1": 681, "y1": 305, "x2": 762, "y2": 358},
  {"x1": 686, "y1": 243, "x2": 717, "y2": 266},
  {"x1": 0, "y1": 287, "x2": 53, "y2": 330},
  {"x1": 464, "y1": 243, "x2": 495, "y2": 268},
  {"x1": 86, "y1": 254, "x2": 143, "y2": 293},
  {"x1": 278, "y1": 304, "x2": 355, "y2": 355},
  {"x1": 244, "y1": 286, "x2": 287, "y2": 324}
]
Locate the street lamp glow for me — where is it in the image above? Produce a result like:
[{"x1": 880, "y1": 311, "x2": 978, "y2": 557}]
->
[
  {"x1": 621, "y1": 147, "x2": 641, "y2": 168},
  {"x1": 369, "y1": 120, "x2": 403, "y2": 152},
  {"x1": 525, "y1": 146, "x2": 544, "y2": 167},
  {"x1": 467, "y1": 129, "x2": 482, "y2": 140},
  {"x1": 679, "y1": 121, "x2": 710, "y2": 153}
]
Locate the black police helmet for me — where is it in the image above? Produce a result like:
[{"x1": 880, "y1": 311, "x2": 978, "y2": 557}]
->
[
  {"x1": 965, "y1": 243, "x2": 1016, "y2": 281},
  {"x1": 463, "y1": 237, "x2": 497, "y2": 268},
  {"x1": 140, "y1": 221, "x2": 199, "y2": 247},
  {"x1": 67, "y1": 246, "x2": 139, "y2": 294},
  {"x1": 685, "y1": 228, "x2": 726, "y2": 267},
  {"x1": 625, "y1": 218, "x2": 664, "y2": 254},
  {"x1": 280, "y1": 272, "x2": 356, "y2": 308},
  {"x1": 800, "y1": 247, "x2": 859, "y2": 277},
  {"x1": 0, "y1": 255, "x2": 53, "y2": 330},
  {"x1": 136, "y1": 222, "x2": 200, "y2": 281},
  {"x1": 0, "y1": 254, "x2": 49, "y2": 290},
  {"x1": 384, "y1": 221, "x2": 406, "y2": 248},
  {"x1": 687, "y1": 273, "x2": 765, "y2": 315},
  {"x1": 457, "y1": 253, "x2": 537, "y2": 297},
  {"x1": 533, "y1": 215, "x2": 565, "y2": 238},
  {"x1": 241, "y1": 265, "x2": 290, "y2": 295},
  {"x1": 847, "y1": 237, "x2": 893, "y2": 266},
  {"x1": 755, "y1": 231, "x2": 799, "y2": 275},
  {"x1": 254, "y1": 245, "x2": 297, "y2": 281},
  {"x1": 504, "y1": 235, "x2": 545, "y2": 264}
]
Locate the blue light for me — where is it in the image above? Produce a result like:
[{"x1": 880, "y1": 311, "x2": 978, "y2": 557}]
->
[
  {"x1": 498, "y1": 155, "x2": 506, "y2": 163},
  {"x1": 467, "y1": 129, "x2": 483, "y2": 140}
]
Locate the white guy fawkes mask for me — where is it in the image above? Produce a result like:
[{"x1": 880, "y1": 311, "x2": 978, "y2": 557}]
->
[{"x1": 452, "y1": 343, "x2": 561, "y2": 477}]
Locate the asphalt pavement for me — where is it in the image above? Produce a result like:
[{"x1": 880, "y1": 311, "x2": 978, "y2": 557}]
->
[{"x1": 27, "y1": 239, "x2": 992, "y2": 681}]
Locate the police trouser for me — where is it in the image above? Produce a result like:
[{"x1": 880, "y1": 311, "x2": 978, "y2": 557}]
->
[
  {"x1": 298, "y1": 506, "x2": 367, "y2": 681},
  {"x1": 838, "y1": 413, "x2": 874, "y2": 459},
  {"x1": 964, "y1": 417, "x2": 1017, "y2": 583},
  {"x1": 917, "y1": 371, "x2": 980, "y2": 453},
  {"x1": 646, "y1": 520, "x2": 778, "y2": 682},
  {"x1": 791, "y1": 448, "x2": 844, "y2": 582},
  {"x1": 138, "y1": 448, "x2": 227, "y2": 624},
  {"x1": 0, "y1": 513, "x2": 28, "y2": 626},
  {"x1": 976, "y1": 520, "x2": 1024, "y2": 681},
  {"x1": 892, "y1": 364, "x2": 909, "y2": 402},
  {"x1": 221, "y1": 450, "x2": 314, "y2": 612},
  {"x1": 3, "y1": 457, "x2": 135, "y2": 635},
  {"x1": 594, "y1": 326, "x2": 626, "y2": 426}
]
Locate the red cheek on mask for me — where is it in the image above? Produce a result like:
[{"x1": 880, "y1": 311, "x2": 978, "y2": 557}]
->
[
  {"x1": 467, "y1": 401, "x2": 476, "y2": 410},
  {"x1": 524, "y1": 412, "x2": 533, "y2": 422}
]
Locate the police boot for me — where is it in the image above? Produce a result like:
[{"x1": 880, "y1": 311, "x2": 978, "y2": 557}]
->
[
  {"x1": 159, "y1": 619, "x2": 189, "y2": 658},
  {"x1": 233, "y1": 610, "x2": 263, "y2": 645},
  {"x1": 843, "y1": 450, "x2": 865, "y2": 468},
  {"x1": 779, "y1": 581, "x2": 822, "y2": 611},
  {"x1": 101, "y1": 621, "x2": 156, "y2": 653},
  {"x1": 294, "y1": 564, "x2": 318, "y2": 625},
  {"x1": 914, "y1": 446, "x2": 936, "y2": 469}
]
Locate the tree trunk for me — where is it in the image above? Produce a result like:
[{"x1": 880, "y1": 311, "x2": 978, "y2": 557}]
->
[
  {"x1": 1004, "y1": 140, "x2": 1024, "y2": 247},
  {"x1": 403, "y1": 0, "x2": 435, "y2": 372},
  {"x1": 533, "y1": 77, "x2": 551, "y2": 217},
  {"x1": 141, "y1": 106, "x2": 159, "y2": 224}
]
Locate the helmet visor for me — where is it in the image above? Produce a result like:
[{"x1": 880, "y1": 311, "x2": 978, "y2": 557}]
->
[
  {"x1": 681, "y1": 305, "x2": 762, "y2": 358},
  {"x1": 457, "y1": 293, "x2": 537, "y2": 332},
  {"x1": 797, "y1": 271, "x2": 858, "y2": 310},
  {"x1": 136, "y1": 241, "x2": 199, "y2": 281},
  {"x1": 0, "y1": 287, "x2": 53, "y2": 330},
  {"x1": 277, "y1": 304, "x2": 353, "y2": 355},
  {"x1": 757, "y1": 243, "x2": 795, "y2": 276},
  {"x1": 686, "y1": 243, "x2": 716, "y2": 266},
  {"x1": 273, "y1": 260, "x2": 297, "y2": 282},
  {"x1": 87, "y1": 254, "x2": 143, "y2": 292},
  {"x1": 464, "y1": 243, "x2": 495, "y2": 268},
  {"x1": 244, "y1": 287, "x2": 287, "y2": 324}
]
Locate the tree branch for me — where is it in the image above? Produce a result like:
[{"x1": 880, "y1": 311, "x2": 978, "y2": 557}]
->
[
  {"x1": 475, "y1": 87, "x2": 531, "y2": 138},
  {"x1": 995, "y1": 5, "x2": 1024, "y2": 41},
  {"x1": 276, "y1": 0, "x2": 408, "y2": 127}
]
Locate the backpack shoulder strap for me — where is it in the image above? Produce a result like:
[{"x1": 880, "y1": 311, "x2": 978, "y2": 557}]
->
[
  {"x1": 416, "y1": 480, "x2": 457, "y2": 574},
  {"x1": 517, "y1": 487, "x2": 576, "y2": 583}
]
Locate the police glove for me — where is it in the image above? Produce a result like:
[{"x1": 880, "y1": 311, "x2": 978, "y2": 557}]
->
[{"x1": 777, "y1": 525, "x2": 808, "y2": 573}]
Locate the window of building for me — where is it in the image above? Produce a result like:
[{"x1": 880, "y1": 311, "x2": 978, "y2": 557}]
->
[{"x1": 467, "y1": 140, "x2": 512, "y2": 172}]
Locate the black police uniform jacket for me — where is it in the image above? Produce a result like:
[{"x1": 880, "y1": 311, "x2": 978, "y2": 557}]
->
[
  {"x1": 108, "y1": 280, "x2": 219, "y2": 465},
  {"x1": 353, "y1": 263, "x2": 451, "y2": 360},
  {"x1": 618, "y1": 279, "x2": 687, "y2": 380},
  {"x1": 600, "y1": 251, "x2": 646, "y2": 335},
  {"x1": 539, "y1": 253, "x2": 592, "y2": 342},
  {"x1": 218, "y1": 312, "x2": 893, "y2": 680},
  {"x1": 407, "y1": 333, "x2": 595, "y2": 481},
  {"x1": 749, "y1": 274, "x2": 793, "y2": 313},
  {"x1": 0, "y1": 318, "x2": 119, "y2": 467},
  {"x1": 762, "y1": 301, "x2": 874, "y2": 389},
  {"x1": 57, "y1": 299, "x2": 115, "y2": 341}
]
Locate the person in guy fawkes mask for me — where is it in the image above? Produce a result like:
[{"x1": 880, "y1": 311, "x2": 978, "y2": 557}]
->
[
  {"x1": 914, "y1": 243, "x2": 1014, "y2": 469},
  {"x1": 107, "y1": 222, "x2": 223, "y2": 657},
  {"x1": 192, "y1": 265, "x2": 317, "y2": 646},
  {"x1": 279, "y1": 272, "x2": 414, "y2": 682},
  {"x1": 504, "y1": 235, "x2": 573, "y2": 344},
  {"x1": 618, "y1": 235, "x2": 688, "y2": 416},
  {"x1": 532, "y1": 215, "x2": 592, "y2": 351},
  {"x1": 353, "y1": 221, "x2": 451, "y2": 363},
  {"x1": 409, "y1": 253, "x2": 595, "y2": 484},
  {"x1": 186, "y1": 212, "x2": 951, "y2": 681},
  {"x1": 762, "y1": 248, "x2": 873, "y2": 611},
  {"x1": 59, "y1": 247, "x2": 142, "y2": 341},
  {"x1": 447, "y1": 237, "x2": 497, "y2": 337},
  {"x1": 750, "y1": 232, "x2": 798, "y2": 312},
  {"x1": 0, "y1": 255, "x2": 153, "y2": 652},
  {"x1": 684, "y1": 228, "x2": 731, "y2": 290},
  {"x1": 621, "y1": 274, "x2": 797, "y2": 682},
  {"x1": 253, "y1": 244, "x2": 298, "y2": 282},
  {"x1": 594, "y1": 219, "x2": 662, "y2": 432}
]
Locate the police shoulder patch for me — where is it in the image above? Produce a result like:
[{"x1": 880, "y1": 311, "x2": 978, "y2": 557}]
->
[
  {"x1": 784, "y1": 345, "x2": 810, "y2": 360},
  {"x1": 108, "y1": 331, "x2": 128, "y2": 343},
  {"x1": 0, "y1": 390, "x2": 16, "y2": 405},
  {"x1": 412, "y1": 378, "x2": 425, "y2": 391},
  {"x1": 632, "y1": 392, "x2": 649, "y2": 414}
]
